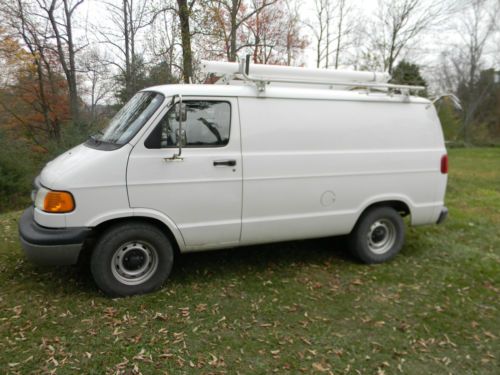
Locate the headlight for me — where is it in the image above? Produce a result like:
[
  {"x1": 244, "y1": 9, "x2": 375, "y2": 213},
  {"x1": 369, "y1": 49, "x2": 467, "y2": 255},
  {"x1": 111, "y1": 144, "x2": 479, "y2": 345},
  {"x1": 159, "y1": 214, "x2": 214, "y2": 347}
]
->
[
  {"x1": 35, "y1": 187, "x2": 75, "y2": 213},
  {"x1": 31, "y1": 176, "x2": 41, "y2": 203},
  {"x1": 31, "y1": 189, "x2": 37, "y2": 203}
]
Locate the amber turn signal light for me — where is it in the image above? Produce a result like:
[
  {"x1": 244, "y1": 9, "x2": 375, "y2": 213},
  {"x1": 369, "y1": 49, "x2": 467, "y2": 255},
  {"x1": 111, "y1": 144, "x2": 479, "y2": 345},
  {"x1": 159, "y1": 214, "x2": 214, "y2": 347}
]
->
[{"x1": 43, "y1": 191, "x2": 75, "y2": 213}]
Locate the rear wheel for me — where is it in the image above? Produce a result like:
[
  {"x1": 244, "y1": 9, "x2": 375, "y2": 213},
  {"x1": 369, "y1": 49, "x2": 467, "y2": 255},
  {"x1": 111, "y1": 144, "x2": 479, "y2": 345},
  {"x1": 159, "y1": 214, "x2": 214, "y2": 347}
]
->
[
  {"x1": 348, "y1": 206, "x2": 405, "y2": 263},
  {"x1": 91, "y1": 222, "x2": 174, "y2": 297}
]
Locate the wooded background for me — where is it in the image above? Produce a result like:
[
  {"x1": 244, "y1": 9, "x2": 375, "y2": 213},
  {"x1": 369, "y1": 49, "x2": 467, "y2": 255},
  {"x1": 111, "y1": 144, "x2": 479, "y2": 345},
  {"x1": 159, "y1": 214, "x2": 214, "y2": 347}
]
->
[{"x1": 0, "y1": 0, "x2": 499, "y2": 211}]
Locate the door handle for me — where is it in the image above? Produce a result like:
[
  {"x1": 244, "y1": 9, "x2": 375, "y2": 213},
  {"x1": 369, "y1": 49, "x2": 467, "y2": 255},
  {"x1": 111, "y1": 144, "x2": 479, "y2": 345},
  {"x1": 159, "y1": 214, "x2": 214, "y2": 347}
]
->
[{"x1": 213, "y1": 159, "x2": 236, "y2": 167}]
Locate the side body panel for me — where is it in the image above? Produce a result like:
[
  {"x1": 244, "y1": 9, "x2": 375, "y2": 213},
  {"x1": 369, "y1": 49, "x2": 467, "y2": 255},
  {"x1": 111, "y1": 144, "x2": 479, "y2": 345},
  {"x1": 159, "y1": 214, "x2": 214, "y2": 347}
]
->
[{"x1": 238, "y1": 97, "x2": 446, "y2": 246}]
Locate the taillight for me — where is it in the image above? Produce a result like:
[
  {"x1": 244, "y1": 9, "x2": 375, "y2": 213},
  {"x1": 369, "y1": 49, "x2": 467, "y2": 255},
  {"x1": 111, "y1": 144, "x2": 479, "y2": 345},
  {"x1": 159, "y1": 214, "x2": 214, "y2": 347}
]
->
[{"x1": 441, "y1": 154, "x2": 448, "y2": 174}]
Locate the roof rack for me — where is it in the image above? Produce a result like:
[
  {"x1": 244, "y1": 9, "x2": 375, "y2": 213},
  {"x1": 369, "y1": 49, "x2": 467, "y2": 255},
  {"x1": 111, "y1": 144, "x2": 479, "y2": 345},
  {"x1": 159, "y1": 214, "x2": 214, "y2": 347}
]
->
[{"x1": 200, "y1": 56, "x2": 425, "y2": 96}]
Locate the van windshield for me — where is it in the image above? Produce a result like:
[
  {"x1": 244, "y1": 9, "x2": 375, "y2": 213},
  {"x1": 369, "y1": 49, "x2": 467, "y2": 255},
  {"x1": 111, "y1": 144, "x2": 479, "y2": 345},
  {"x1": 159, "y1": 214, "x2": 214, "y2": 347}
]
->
[{"x1": 93, "y1": 91, "x2": 164, "y2": 146}]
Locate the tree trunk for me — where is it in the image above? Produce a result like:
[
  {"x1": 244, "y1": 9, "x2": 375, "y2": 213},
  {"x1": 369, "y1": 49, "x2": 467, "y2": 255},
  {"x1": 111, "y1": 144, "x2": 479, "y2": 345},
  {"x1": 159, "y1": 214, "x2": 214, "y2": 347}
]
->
[
  {"x1": 253, "y1": 8, "x2": 260, "y2": 63},
  {"x1": 47, "y1": 0, "x2": 80, "y2": 124},
  {"x1": 229, "y1": 0, "x2": 239, "y2": 62},
  {"x1": 387, "y1": 47, "x2": 395, "y2": 74},
  {"x1": 35, "y1": 57, "x2": 59, "y2": 142},
  {"x1": 177, "y1": 0, "x2": 193, "y2": 83},
  {"x1": 124, "y1": 0, "x2": 132, "y2": 98},
  {"x1": 286, "y1": 33, "x2": 292, "y2": 66},
  {"x1": 130, "y1": 0, "x2": 137, "y2": 93},
  {"x1": 62, "y1": 0, "x2": 79, "y2": 125},
  {"x1": 325, "y1": 9, "x2": 330, "y2": 68},
  {"x1": 334, "y1": 0, "x2": 344, "y2": 69}
]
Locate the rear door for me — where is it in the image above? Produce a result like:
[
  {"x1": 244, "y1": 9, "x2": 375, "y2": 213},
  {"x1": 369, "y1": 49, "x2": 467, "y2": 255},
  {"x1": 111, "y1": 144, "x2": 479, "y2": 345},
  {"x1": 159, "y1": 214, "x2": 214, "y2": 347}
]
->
[{"x1": 127, "y1": 97, "x2": 242, "y2": 249}]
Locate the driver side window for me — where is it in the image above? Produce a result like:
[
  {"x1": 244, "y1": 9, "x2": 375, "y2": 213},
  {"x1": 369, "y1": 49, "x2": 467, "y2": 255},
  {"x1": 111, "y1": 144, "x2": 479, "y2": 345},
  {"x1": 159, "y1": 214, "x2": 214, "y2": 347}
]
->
[{"x1": 145, "y1": 100, "x2": 231, "y2": 149}]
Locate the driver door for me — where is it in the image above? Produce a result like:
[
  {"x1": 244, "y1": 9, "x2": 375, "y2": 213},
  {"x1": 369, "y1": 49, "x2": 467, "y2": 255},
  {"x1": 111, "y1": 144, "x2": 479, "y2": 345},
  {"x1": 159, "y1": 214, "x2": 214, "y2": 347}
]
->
[{"x1": 127, "y1": 97, "x2": 242, "y2": 250}]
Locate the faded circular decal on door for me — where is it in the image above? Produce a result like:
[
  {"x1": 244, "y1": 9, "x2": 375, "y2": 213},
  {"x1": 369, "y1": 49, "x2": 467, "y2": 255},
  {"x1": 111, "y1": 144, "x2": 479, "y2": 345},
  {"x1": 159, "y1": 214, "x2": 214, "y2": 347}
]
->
[{"x1": 320, "y1": 191, "x2": 336, "y2": 207}]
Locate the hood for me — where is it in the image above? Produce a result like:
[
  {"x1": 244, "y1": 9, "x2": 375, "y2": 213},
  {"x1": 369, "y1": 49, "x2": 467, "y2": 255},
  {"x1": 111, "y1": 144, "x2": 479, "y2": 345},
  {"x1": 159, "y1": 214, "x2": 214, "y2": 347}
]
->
[{"x1": 40, "y1": 143, "x2": 132, "y2": 190}]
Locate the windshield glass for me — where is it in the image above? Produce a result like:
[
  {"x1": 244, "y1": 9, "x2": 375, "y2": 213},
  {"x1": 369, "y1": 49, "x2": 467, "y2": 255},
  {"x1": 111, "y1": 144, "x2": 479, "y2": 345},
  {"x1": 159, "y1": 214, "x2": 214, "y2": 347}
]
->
[{"x1": 96, "y1": 91, "x2": 164, "y2": 145}]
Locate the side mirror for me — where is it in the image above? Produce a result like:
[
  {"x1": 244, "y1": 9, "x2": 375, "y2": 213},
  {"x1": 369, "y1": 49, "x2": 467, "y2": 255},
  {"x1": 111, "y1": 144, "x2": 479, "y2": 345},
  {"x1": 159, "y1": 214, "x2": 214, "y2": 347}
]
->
[
  {"x1": 175, "y1": 128, "x2": 186, "y2": 146},
  {"x1": 175, "y1": 103, "x2": 187, "y2": 122},
  {"x1": 165, "y1": 94, "x2": 186, "y2": 161}
]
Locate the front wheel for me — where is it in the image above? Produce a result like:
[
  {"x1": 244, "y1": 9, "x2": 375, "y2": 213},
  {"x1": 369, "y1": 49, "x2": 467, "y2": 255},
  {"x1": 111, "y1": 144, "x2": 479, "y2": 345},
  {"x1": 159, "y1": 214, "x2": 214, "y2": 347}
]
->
[
  {"x1": 348, "y1": 206, "x2": 405, "y2": 264},
  {"x1": 90, "y1": 222, "x2": 174, "y2": 297}
]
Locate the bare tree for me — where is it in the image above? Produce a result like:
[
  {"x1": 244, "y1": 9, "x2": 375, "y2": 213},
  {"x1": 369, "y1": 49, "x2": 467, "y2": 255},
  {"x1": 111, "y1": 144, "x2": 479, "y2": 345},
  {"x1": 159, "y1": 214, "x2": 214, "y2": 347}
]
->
[
  {"x1": 309, "y1": 0, "x2": 357, "y2": 69},
  {"x1": 149, "y1": 0, "x2": 194, "y2": 83},
  {"x1": 369, "y1": 0, "x2": 452, "y2": 74},
  {"x1": 98, "y1": 0, "x2": 152, "y2": 101},
  {"x1": 81, "y1": 47, "x2": 115, "y2": 124},
  {"x1": 332, "y1": 0, "x2": 356, "y2": 69},
  {"x1": 148, "y1": 5, "x2": 182, "y2": 80},
  {"x1": 207, "y1": 0, "x2": 277, "y2": 62},
  {"x1": 439, "y1": 0, "x2": 499, "y2": 143},
  {"x1": 37, "y1": 0, "x2": 84, "y2": 124},
  {"x1": 283, "y1": 0, "x2": 307, "y2": 66},
  {"x1": 309, "y1": 0, "x2": 332, "y2": 68},
  {"x1": 244, "y1": 0, "x2": 307, "y2": 65}
]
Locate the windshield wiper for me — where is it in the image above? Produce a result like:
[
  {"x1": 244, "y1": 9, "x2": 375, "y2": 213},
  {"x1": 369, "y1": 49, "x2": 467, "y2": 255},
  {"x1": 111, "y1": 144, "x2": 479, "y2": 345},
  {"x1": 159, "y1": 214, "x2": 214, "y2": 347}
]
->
[{"x1": 89, "y1": 130, "x2": 104, "y2": 145}]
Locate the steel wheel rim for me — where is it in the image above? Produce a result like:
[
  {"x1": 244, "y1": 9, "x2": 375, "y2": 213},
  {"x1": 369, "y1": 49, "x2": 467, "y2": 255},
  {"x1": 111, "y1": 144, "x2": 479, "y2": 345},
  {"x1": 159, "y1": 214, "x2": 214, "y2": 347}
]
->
[
  {"x1": 111, "y1": 241, "x2": 159, "y2": 285},
  {"x1": 367, "y1": 219, "x2": 396, "y2": 255}
]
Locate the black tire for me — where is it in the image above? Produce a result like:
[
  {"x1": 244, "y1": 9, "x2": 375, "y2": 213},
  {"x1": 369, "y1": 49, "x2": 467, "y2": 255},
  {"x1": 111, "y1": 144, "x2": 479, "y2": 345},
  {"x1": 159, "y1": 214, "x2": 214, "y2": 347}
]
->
[
  {"x1": 90, "y1": 222, "x2": 174, "y2": 297},
  {"x1": 348, "y1": 206, "x2": 405, "y2": 264}
]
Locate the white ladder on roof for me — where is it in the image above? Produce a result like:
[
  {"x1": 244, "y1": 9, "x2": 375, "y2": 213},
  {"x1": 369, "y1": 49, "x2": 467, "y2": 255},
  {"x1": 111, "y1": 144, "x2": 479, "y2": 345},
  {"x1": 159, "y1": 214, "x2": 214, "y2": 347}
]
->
[{"x1": 200, "y1": 56, "x2": 425, "y2": 95}]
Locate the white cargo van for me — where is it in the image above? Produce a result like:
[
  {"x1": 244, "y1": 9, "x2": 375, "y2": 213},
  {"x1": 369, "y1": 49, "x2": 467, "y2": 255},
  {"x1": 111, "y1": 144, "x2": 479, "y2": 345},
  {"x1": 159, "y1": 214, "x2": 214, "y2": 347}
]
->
[{"x1": 19, "y1": 60, "x2": 448, "y2": 296}]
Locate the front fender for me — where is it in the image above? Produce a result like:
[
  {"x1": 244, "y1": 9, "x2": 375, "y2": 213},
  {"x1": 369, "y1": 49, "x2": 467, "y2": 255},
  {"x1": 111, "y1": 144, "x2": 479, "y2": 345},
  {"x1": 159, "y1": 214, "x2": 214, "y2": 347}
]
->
[{"x1": 85, "y1": 208, "x2": 187, "y2": 252}]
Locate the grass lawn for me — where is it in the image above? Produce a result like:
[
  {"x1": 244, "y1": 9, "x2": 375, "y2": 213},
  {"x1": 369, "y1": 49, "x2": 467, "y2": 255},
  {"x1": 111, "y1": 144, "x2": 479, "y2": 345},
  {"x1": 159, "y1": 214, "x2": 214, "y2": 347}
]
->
[{"x1": 1, "y1": 148, "x2": 499, "y2": 374}]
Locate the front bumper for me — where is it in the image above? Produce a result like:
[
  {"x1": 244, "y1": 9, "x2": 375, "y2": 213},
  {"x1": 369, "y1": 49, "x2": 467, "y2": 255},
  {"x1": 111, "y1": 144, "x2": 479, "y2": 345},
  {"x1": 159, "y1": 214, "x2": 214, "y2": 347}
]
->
[{"x1": 18, "y1": 207, "x2": 91, "y2": 265}]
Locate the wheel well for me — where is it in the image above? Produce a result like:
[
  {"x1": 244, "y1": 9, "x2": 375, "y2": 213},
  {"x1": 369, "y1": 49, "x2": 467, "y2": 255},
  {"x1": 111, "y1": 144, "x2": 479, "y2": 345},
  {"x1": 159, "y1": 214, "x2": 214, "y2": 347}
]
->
[
  {"x1": 363, "y1": 200, "x2": 411, "y2": 217},
  {"x1": 347, "y1": 200, "x2": 410, "y2": 236},
  {"x1": 80, "y1": 217, "x2": 181, "y2": 263}
]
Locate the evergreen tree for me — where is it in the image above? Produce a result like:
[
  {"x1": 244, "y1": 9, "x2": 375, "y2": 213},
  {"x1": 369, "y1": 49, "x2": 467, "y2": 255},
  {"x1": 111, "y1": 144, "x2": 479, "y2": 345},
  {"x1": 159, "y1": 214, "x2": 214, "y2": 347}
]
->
[
  {"x1": 115, "y1": 54, "x2": 149, "y2": 104},
  {"x1": 390, "y1": 60, "x2": 428, "y2": 97},
  {"x1": 115, "y1": 58, "x2": 180, "y2": 104}
]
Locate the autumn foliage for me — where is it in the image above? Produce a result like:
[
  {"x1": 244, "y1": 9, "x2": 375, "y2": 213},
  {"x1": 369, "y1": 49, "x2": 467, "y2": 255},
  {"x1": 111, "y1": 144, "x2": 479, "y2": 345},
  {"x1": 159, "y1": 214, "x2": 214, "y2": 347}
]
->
[
  {"x1": 0, "y1": 28, "x2": 70, "y2": 152},
  {"x1": 203, "y1": 0, "x2": 308, "y2": 65}
]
